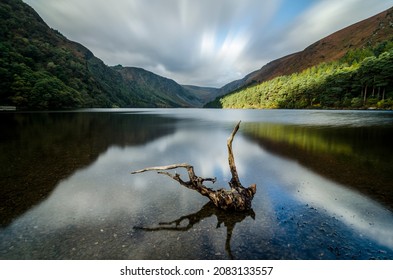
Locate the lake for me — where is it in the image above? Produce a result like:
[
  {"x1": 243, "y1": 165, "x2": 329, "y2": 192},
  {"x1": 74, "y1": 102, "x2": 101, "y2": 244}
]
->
[{"x1": 1, "y1": 108, "x2": 393, "y2": 259}]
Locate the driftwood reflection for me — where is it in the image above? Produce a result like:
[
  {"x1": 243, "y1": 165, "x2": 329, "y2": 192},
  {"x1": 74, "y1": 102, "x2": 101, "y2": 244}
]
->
[{"x1": 134, "y1": 202, "x2": 255, "y2": 259}]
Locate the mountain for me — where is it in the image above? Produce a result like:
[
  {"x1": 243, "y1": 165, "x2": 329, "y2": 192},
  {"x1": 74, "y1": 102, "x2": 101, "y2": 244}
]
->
[
  {"x1": 181, "y1": 85, "x2": 221, "y2": 104},
  {"x1": 0, "y1": 0, "x2": 206, "y2": 109},
  {"x1": 208, "y1": 8, "x2": 393, "y2": 108},
  {"x1": 113, "y1": 66, "x2": 204, "y2": 107}
]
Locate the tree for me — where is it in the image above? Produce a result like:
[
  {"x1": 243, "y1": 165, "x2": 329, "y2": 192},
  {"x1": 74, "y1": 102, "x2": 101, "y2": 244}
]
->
[{"x1": 31, "y1": 76, "x2": 80, "y2": 109}]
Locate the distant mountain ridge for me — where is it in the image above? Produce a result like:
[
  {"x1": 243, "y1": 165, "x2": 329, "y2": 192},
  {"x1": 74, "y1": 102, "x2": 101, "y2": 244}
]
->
[{"x1": 112, "y1": 66, "x2": 203, "y2": 107}]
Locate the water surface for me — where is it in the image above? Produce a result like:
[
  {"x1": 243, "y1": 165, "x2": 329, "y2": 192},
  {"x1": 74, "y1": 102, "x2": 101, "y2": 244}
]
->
[{"x1": 1, "y1": 109, "x2": 393, "y2": 259}]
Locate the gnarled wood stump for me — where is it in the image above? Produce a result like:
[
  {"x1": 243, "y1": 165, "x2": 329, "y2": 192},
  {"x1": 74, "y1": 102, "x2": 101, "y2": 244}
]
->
[{"x1": 131, "y1": 121, "x2": 256, "y2": 211}]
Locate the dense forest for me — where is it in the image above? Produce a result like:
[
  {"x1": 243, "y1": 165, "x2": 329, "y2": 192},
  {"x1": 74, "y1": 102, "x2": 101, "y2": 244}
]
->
[
  {"x1": 0, "y1": 0, "x2": 203, "y2": 109},
  {"x1": 0, "y1": 0, "x2": 133, "y2": 109},
  {"x1": 207, "y1": 40, "x2": 393, "y2": 109}
]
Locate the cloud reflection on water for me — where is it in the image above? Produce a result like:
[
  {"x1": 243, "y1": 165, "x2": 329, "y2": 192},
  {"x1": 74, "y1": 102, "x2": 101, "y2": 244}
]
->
[
  {"x1": 255, "y1": 153, "x2": 393, "y2": 249},
  {"x1": 1, "y1": 112, "x2": 393, "y2": 259}
]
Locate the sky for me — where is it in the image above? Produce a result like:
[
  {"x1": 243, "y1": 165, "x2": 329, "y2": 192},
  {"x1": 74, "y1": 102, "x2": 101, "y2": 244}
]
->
[{"x1": 24, "y1": 0, "x2": 393, "y2": 87}]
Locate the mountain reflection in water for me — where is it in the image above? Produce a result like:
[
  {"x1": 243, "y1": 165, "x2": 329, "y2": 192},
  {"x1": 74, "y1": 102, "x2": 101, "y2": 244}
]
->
[
  {"x1": 0, "y1": 111, "x2": 175, "y2": 226},
  {"x1": 1, "y1": 109, "x2": 393, "y2": 259},
  {"x1": 243, "y1": 122, "x2": 393, "y2": 208}
]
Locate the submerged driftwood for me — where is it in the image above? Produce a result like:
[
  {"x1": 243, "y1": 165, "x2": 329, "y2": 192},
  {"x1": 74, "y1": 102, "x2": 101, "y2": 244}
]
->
[{"x1": 131, "y1": 121, "x2": 256, "y2": 211}]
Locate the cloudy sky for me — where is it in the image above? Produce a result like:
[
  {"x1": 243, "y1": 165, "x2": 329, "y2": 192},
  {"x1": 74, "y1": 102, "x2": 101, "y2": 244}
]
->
[{"x1": 24, "y1": 0, "x2": 393, "y2": 87}]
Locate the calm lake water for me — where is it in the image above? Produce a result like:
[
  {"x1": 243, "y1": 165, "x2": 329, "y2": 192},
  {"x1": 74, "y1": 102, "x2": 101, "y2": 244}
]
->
[{"x1": 1, "y1": 108, "x2": 393, "y2": 259}]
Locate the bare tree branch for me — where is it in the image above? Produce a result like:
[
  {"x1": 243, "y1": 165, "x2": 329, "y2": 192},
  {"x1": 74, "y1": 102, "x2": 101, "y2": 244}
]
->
[
  {"x1": 131, "y1": 163, "x2": 192, "y2": 174},
  {"x1": 227, "y1": 120, "x2": 243, "y2": 191}
]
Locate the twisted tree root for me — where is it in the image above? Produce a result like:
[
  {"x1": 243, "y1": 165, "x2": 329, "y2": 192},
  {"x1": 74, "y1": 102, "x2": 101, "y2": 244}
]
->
[{"x1": 131, "y1": 121, "x2": 256, "y2": 211}]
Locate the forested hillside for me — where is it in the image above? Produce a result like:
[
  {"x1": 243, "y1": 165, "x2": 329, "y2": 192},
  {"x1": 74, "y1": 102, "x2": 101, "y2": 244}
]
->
[
  {"x1": 0, "y1": 0, "x2": 202, "y2": 109},
  {"x1": 208, "y1": 7, "x2": 393, "y2": 109},
  {"x1": 113, "y1": 66, "x2": 204, "y2": 107},
  {"x1": 208, "y1": 41, "x2": 393, "y2": 109},
  {"x1": 0, "y1": 0, "x2": 134, "y2": 108}
]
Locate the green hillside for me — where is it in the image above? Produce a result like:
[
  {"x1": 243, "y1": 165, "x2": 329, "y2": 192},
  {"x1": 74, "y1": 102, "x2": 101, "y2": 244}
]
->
[
  {"x1": 207, "y1": 40, "x2": 393, "y2": 110},
  {"x1": 208, "y1": 7, "x2": 393, "y2": 110},
  {"x1": 0, "y1": 0, "x2": 202, "y2": 109},
  {"x1": 113, "y1": 66, "x2": 204, "y2": 107}
]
